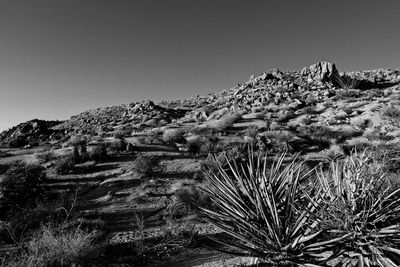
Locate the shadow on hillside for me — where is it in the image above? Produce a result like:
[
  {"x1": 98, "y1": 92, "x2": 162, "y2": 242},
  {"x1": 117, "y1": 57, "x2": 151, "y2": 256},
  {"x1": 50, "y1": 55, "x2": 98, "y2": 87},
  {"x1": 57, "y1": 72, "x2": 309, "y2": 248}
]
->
[
  {"x1": 357, "y1": 80, "x2": 399, "y2": 90},
  {"x1": 73, "y1": 163, "x2": 119, "y2": 174},
  {"x1": 152, "y1": 171, "x2": 198, "y2": 180},
  {"x1": 159, "y1": 154, "x2": 204, "y2": 160}
]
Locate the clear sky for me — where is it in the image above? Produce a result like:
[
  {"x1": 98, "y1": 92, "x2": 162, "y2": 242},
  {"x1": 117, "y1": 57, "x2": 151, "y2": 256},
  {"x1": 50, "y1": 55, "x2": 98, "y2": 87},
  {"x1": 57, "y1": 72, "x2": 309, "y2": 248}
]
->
[{"x1": 0, "y1": 0, "x2": 399, "y2": 131}]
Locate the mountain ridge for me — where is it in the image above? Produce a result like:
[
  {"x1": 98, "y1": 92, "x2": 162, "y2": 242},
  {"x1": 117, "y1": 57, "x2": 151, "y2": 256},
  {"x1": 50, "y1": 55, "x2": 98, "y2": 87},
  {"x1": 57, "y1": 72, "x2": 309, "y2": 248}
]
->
[{"x1": 1, "y1": 61, "x2": 400, "y2": 148}]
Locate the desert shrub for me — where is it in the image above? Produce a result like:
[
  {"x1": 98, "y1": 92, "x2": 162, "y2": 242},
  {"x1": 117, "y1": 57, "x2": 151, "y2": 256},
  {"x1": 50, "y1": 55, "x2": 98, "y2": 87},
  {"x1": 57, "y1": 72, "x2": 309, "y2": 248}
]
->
[
  {"x1": 55, "y1": 155, "x2": 75, "y2": 175},
  {"x1": 276, "y1": 110, "x2": 295, "y2": 123},
  {"x1": 88, "y1": 143, "x2": 108, "y2": 163},
  {"x1": 114, "y1": 129, "x2": 130, "y2": 139},
  {"x1": 108, "y1": 138, "x2": 127, "y2": 152},
  {"x1": 175, "y1": 185, "x2": 212, "y2": 212},
  {"x1": 162, "y1": 129, "x2": 185, "y2": 144},
  {"x1": 214, "y1": 112, "x2": 242, "y2": 131},
  {"x1": 67, "y1": 136, "x2": 89, "y2": 163},
  {"x1": 382, "y1": 106, "x2": 400, "y2": 118},
  {"x1": 0, "y1": 200, "x2": 65, "y2": 245},
  {"x1": 186, "y1": 137, "x2": 203, "y2": 155},
  {"x1": 298, "y1": 125, "x2": 337, "y2": 144},
  {"x1": 0, "y1": 161, "x2": 46, "y2": 215},
  {"x1": 243, "y1": 126, "x2": 259, "y2": 139},
  {"x1": 299, "y1": 116, "x2": 312, "y2": 125},
  {"x1": 146, "y1": 129, "x2": 161, "y2": 144},
  {"x1": 189, "y1": 125, "x2": 219, "y2": 136},
  {"x1": 334, "y1": 89, "x2": 362, "y2": 100},
  {"x1": 133, "y1": 154, "x2": 159, "y2": 176},
  {"x1": 302, "y1": 105, "x2": 318, "y2": 114},
  {"x1": 36, "y1": 150, "x2": 56, "y2": 163},
  {"x1": 7, "y1": 136, "x2": 29, "y2": 148},
  {"x1": 258, "y1": 131, "x2": 296, "y2": 153},
  {"x1": 4, "y1": 224, "x2": 101, "y2": 266},
  {"x1": 369, "y1": 143, "x2": 400, "y2": 173}
]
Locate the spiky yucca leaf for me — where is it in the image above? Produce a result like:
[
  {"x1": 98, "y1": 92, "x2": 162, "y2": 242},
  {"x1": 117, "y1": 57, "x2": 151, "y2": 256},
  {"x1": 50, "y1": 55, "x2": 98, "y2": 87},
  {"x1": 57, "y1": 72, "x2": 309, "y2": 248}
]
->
[
  {"x1": 199, "y1": 150, "x2": 334, "y2": 265},
  {"x1": 315, "y1": 150, "x2": 400, "y2": 266}
]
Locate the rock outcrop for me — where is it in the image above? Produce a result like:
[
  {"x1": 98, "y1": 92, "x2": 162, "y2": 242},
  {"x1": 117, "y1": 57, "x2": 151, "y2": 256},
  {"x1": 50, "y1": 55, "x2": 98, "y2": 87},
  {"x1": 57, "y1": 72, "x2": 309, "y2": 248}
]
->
[{"x1": 301, "y1": 61, "x2": 340, "y2": 83}]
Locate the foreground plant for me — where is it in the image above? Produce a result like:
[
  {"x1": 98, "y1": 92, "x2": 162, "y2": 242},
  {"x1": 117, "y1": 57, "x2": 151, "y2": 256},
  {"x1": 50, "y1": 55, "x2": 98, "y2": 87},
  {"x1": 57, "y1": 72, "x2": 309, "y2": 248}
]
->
[
  {"x1": 199, "y1": 150, "x2": 335, "y2": 266},
  {"x1": 315, "y1": 150, "x2": 400, "y2": 266},
  {"x1": 199, "y1": 148, "x2": 400, "y2": 266}
]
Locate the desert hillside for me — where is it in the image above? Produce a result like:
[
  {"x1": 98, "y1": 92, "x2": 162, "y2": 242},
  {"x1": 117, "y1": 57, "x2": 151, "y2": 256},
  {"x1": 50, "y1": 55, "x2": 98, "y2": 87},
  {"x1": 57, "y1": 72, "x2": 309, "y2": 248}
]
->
[{"x1": 1, "y1": 61, "x2": 400, "y2": 266}]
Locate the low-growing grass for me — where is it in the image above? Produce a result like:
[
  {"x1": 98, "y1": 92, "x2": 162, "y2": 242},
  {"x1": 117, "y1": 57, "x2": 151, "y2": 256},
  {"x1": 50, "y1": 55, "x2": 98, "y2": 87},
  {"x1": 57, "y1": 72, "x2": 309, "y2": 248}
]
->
[
  {"x1": 3, "y1": 224, "x2": 101, "y2": 267},
  {"x1": 382, "y1": 106, "x2": 400, "y2": 118},
  {"x1": 133, "y1": 154, "x2": 159, "y2": 176}
]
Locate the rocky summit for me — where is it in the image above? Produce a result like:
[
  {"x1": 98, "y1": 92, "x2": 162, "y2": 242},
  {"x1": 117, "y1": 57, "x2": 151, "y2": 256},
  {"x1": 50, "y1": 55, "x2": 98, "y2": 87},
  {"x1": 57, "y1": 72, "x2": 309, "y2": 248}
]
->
[{"x1": 1, "y1": 62, "x2": 400, "y2": 266}]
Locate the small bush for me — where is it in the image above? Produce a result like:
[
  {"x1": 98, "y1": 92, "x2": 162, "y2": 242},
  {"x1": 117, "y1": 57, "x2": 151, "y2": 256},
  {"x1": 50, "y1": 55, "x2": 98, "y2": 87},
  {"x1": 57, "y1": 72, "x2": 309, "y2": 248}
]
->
[
  {"x1": 162, "y1": 129, "x2": 185, "y2": 144},
  {"x1": 175, "y1": 184, "x2": 213, "y2": 212},
  {"x1": 68, "y1": 136, "x2": 89, "y2": 163},
  {"x1": 114, "y1": 129, "x2": 128, "y2": 139},
  {"x1": 214, "y1": 112, "x2": 242, "y2": 131},
  {"x1": 36, "y1": 150, "x2": 56, "y2": 163},
  {"x1": 276, "y1": 110, "x2": 295, "y2": 123},
  {"x1": 334, "y1": 89, "x2": 362, "y2": 100},
  {"x1": 109, "y1": 138, "x2": 127, "y2": 152},
  {"x1": 89, "y1": 143, "x2": 108, "y2": 163},
  {"x1": 133, "y1": 154, "x2": 159, "y2": 176},
  {"x1": 382, "y1": 106, "x2": 400, "y2": 118},
  {"x1": 298, "y1": 125, "x2": 337, "y2": 144},
  {"x1": 186, "y1": 138, "x2": 203, "y2": 155},
  {"x1": 55, "y1": 155, "x2": 75, "y2": 175},
  {"x1": 302, "y1": 106, "x2": 318, "y2": 114},
  {"x1": 7, "y1": 136, "x2": 28, "y2": 148},
  {"x1": 243, "y1": 126, "x2": 259, "y2": 139},
  {"x1": 5, "y1": 224, "x2": 101, "y2": 266},
  {"x1": 0, "y1": 200, "x2": 65, "y2": 245},
  {"x1": 0, "y1": 162, "x2": 46, "y2": 215},
  {"x1": 299, "y1": 116, "x2": 312, "y2": 125}
]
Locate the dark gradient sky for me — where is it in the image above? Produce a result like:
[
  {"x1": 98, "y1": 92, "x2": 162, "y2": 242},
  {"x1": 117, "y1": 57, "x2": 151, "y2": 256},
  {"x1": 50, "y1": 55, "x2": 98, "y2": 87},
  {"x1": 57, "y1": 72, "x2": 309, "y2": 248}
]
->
[{"x1": 0, "y1": 0, "x2": 399, "y2": 131}]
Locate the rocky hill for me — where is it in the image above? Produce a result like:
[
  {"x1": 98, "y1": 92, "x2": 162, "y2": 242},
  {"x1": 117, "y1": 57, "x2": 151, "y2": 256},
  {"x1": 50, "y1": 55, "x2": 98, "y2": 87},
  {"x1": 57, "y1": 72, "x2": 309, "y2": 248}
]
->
[
  {"x1": 2, "y1": 61, "x2": 400, "y2": 149},
  {"x1": 0, "y1": 119, "x2": 64, "y2": 148}
]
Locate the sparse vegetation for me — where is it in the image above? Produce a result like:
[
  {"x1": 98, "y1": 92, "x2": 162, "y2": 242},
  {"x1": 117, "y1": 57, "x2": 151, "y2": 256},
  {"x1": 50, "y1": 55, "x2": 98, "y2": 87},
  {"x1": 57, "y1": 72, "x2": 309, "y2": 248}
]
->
[
  {"x1": 334, "y1": 74, "x2": 360, "y2": 89},
  {"x1": 55, "y1": 155, "x2": 75, "y2": 174},
  {"x1": 162, "y1": 129, "x2": 185, "y2": 144},
  {"x1": 36, "y1": 150, "x2": 56, "y2": 163},
  {"x1": 133, "y1": 154, "x2": 159, "y2": 175},
  {"x1": 382, "y1": 106, "x2": 400, "y2": 118},
  {"x1": 3, "y1": 224, "x2": 101, "y2": 267},
  {"x1": 89, "y1": 143, "x2": 108, "y2": 163},
  {"x1": 0, "y1": 161, "x2": 46, "y2": 215},
  {"x1": 213, "y1": 112, "x2": 242, "y2": 132}
]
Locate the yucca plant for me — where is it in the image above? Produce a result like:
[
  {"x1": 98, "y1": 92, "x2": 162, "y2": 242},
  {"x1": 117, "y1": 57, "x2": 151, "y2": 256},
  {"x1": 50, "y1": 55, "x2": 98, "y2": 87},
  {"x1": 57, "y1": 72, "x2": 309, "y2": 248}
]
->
[
  {"x1": 199, "y1": 149, "x2": 341, "y2": 266},
  {"x1": 314, "y1": 150, "x2": 400, "y2": 266},
  {"x1": 334, "y1": 74, "x2": 360, "y2": 89}
]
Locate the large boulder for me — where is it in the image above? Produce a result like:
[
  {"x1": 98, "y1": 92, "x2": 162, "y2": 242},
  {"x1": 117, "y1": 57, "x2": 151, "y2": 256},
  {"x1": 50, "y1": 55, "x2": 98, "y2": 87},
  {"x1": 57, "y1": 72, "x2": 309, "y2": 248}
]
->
[{"x1": 301, "y1": 62, "x2": 340, "y2": 83}]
